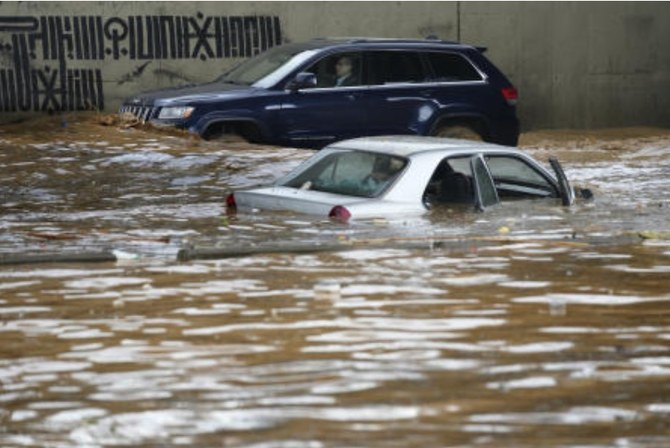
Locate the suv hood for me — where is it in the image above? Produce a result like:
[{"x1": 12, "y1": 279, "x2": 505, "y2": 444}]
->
[{"x1": 124, "y1": 81, "x2": 262, "y2": 107}]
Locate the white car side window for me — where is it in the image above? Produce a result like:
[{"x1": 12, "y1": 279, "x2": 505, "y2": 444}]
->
[{"x1": 485, "y1": 156, "x2": 555, "y2": 197}]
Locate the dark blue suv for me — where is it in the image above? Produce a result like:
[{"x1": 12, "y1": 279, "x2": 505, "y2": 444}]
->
[{"x1": 120, "y1": 38, "x2": 520, "y2": 148}]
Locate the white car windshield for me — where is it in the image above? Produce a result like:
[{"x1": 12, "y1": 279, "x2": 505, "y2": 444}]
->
[
  {"x1": 217, "y1": 46, "x2": 318, "y2": 88},
  {"x1": 281, "y1": 149, "x2": 408, "y2": 198}
]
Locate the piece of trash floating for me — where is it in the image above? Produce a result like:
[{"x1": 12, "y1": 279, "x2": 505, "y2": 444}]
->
[
  {"x1": 549, "y1": 297, "x2": 567, "y2": 316},
  {"x1": 498, "y1": 226, "x2": 511, "y2": 235},
  {"x1": 313, "y1": 280, "x2": 341, "y2": 300}
]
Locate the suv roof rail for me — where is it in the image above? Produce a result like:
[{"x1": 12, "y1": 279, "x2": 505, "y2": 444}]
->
[{"x1": 312, "y1": 36, "x2": 468, "y2": 45}]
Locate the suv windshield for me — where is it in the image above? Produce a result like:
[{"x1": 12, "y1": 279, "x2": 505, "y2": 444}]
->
[
  {"x1": 281, "y1": 149, "x2": 408, "y2": 198},
  {"x1": 217, "y1": 46, "x2": 318, "y2": 88}
]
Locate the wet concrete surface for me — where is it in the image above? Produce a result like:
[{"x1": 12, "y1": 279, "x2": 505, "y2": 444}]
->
[{"x1": 1, "y1": 114, "x2": 670, "y2": 447}]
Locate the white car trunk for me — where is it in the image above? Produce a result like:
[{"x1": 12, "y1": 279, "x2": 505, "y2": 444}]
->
[{"x1": 235, "y1": 186, "x2": 426, "y2": 219}]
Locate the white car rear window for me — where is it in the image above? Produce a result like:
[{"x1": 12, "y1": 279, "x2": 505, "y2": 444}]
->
[{"x1": 281, "y1": 149, "x2": 408, "y2": 198}]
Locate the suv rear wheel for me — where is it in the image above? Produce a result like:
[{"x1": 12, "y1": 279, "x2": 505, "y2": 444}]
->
[
  {"x1": 431, "y1": 122, "x2": 484, "y2": 142},
  {"x1": 203, "y1": 122, "x2": 261, "y2": 143}
]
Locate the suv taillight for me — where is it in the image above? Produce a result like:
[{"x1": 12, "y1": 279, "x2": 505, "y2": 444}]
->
[
  {"x1": 501, "y1": 87, "x2": 518, "y2": 106},
  {"x1": 328, "y1": 205, "x2": 351, "y2": 222}
]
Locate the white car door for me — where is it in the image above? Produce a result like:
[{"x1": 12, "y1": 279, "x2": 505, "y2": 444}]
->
[{"x1": 470, "y1": 154, "x2": 500, "y2": 211}]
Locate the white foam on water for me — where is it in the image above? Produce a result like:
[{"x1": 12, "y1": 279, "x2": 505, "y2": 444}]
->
[
  {"x1": 487, "y1": 376, "x2": 558, "y2": 390},
  {"x1": 20, "y1": 361, "x2": 91, "y2": 374},
  {"x1": 479, "y1": 243, "x2": 544, "y2": 252},
  {"x1": 336, "y1": 249, "x2": 412, "y2": 261},
  {"x1": 28, "y1": 401, "x2": 83, "y2": 410},
  {"x1": 89, "y1": 390, "x2": 173, "y2": 402},
  {"x1": 239, "y1": 288, "x2": 310, "y2": 299},
  {"x1": 423, "y1": 359, "x2": 483, "y2": 371},
  {"x1": 64, "y1": 291, "x2": 122, "y2": 300},
  {"x1": 356, "y1": 316, "x2": 506, "y2": 332},
  {"x1": 62, "y1": 345, "x2": 152, "y2": 364},
  {"x1": 307, "y1": 330, "x2": 461, "y2": 343},
  {"x1": 0, "y1": 306, "x2": 51, "y2": 314},
  {"x1": 45, "y1": 407, "x2": 108, "y2": 426},
  {"x1": 470, "y1": 406, "x2": 639, "y2": 425},
  {"x1": 438, "y1": 274, "x2": 509, "y2": 287},
  {"x1": 0, "y1": 268, "x2": 122, "y2": 279},
  {"x1": 461, "y1": 424, "x2": 516, "y2": 434},
  {"x1": 514, "y1": 293, "x2": 664, "y2": 306},
  {"x1": 180, "y1": 279, "x2": 267, "y2": 296},
  {"x1": 452, "y1": 309, "x2": 508, "y2": 316},
  {"x1": 68, "y1": 406, "x2": 419, "y2": 445},
  {"x1": 540, "y1": 326, "x2": 601, "y2": 334},
  {"x1": 647, "y1": 403, "x2": 670, "y2": 413},
  {"x1": 504, "y1": 342, "x2": 574, "y2": 354},
  {"x1": 310, "y1": 380, "x2": 379, "y2": 395},
  {"x1": 499, "y1": 281, "x2": 550, "y2": 289},
  {"x1": 353, "y1": 348, "x2": 442, "y2": 361},
  {"x1": 184, "y1": 319, "x2": 353, "y2": 336},
  {"x1": 341, "y1": 284, "x2": 444, "y2": 296},
  {"x1": 0, "y1": 281, "x2": 41, "y2": 290},
  {"x1": 144, "y1": 264, "x2": 213, "y2": 274},
  {"x1": 631, "y1": 356, "x2": 670, "y2": 366},
  {"x1": 170, "y1": 175, "x2": 211, "y2": 186},
  {"x1": 621, "y1": 144, "x2": 670, "y2": 159},
  {"x1": 57, "y1": 329, "x2": 114, "y2": 340},
  {"x1": 64, "y1": 277, "x2": 151, "y2": 290},
  {"x1": 605, "y1": 264, "x2": 670, "y2": 274},
  {"x1": 573, "y1": 252, "x2": 632, "y2": 260},
  {"x1": 187, "y1": 316, "x2": 504, "y2": 338},
  {"x1": 257, "y1": 396, "x2": 336, "y2": 406},
  {"x1": 334, "y1": 298, "x2": 477, "y2": 309},
  {"x1": 100, "y1": 152, "x2": 174, "y2": 167},
  {"x1": 10, "y1": 410, "x2": 38, "y2": 422},
  {"x1": 171, "y1": 307, "x2": 235, "y2": 316}
]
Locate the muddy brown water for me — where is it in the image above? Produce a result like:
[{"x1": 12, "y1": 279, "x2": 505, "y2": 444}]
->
[{"x1": 1, "y1": 115, "x2": 670, "y2": 447}]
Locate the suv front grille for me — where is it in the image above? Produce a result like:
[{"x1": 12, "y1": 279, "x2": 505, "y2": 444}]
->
[{"x1": 119, "y1": 105, "x2": 158, "y2": 122}]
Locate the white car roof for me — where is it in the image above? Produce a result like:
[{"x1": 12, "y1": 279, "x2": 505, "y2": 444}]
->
[{"x1": 328, "y1": 135, "x2": 525, "y2": 159}]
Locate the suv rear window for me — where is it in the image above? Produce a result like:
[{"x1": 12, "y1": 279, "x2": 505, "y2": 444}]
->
[
  {"x1": 367, "y1": 51, "x2": 427, "y2": 85},
  {"x1": 425, "y1": 52, "x2": 482, "y2": 82}
]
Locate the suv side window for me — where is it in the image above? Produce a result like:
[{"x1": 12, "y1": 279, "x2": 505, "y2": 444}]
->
[
  {"x1": 367, "y1": 51, "x2": 427, "y2": 85},
  {"x1": 304, "y1": 53, "x2": 363, "y2": 88},
  {"x1": 425, "y1": 52, "x2": 483, "y2": 82}
]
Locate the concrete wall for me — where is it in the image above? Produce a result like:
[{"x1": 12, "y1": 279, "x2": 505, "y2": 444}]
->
[
  {"x1": 1, "y1": 1, "x2": 669, "y2": 131},
  {"x1": 462, "y1": 2, "x2": 670, "y2": 129}
]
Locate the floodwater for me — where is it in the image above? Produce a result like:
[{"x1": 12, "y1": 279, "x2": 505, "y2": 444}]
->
[{"x1": 1, "y1": 114, "x2": 670, "y2": 447}]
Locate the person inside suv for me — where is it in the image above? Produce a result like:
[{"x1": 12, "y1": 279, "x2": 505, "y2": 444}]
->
[{"x1": 333, "y1": 55, "x2": 359, "y2": 87}]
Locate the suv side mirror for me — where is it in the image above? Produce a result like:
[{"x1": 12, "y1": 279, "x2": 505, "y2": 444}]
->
[{"x1": 287, "y1": 72, "x2": 317, "y2": 92}]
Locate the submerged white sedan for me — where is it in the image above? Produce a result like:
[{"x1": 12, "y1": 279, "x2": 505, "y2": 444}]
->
[{"x1": 226, "y1": 136, "x2": 578, "y2": 221}]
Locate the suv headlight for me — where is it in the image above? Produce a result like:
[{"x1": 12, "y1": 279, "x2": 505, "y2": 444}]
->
[{"x1": 158, "y1": 106, "x2": 194, "y2": 120}]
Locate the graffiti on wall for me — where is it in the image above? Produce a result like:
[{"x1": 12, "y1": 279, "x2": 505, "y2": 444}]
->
[{"x1": 0, "y1": 14, "x2": 283, "y2": 113}]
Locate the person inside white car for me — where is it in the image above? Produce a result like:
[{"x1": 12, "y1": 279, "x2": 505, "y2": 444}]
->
[{"x1": 361, "y1": 156, "x2": 405, "y2": 194}]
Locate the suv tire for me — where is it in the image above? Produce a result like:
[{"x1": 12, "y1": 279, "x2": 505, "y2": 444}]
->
[{"x1": 204, "y1": 122, "x2": 261, "y2": 143}]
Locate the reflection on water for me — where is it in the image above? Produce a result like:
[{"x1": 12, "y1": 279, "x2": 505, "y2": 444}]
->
[{"x1": 1, "y1": 116, "x2": 670, "y2": 446}]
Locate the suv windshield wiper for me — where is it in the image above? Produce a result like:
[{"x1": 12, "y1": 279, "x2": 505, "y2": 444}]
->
[{"x1": 219, "y1": 79, "x2": 249, "y2": 86}]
